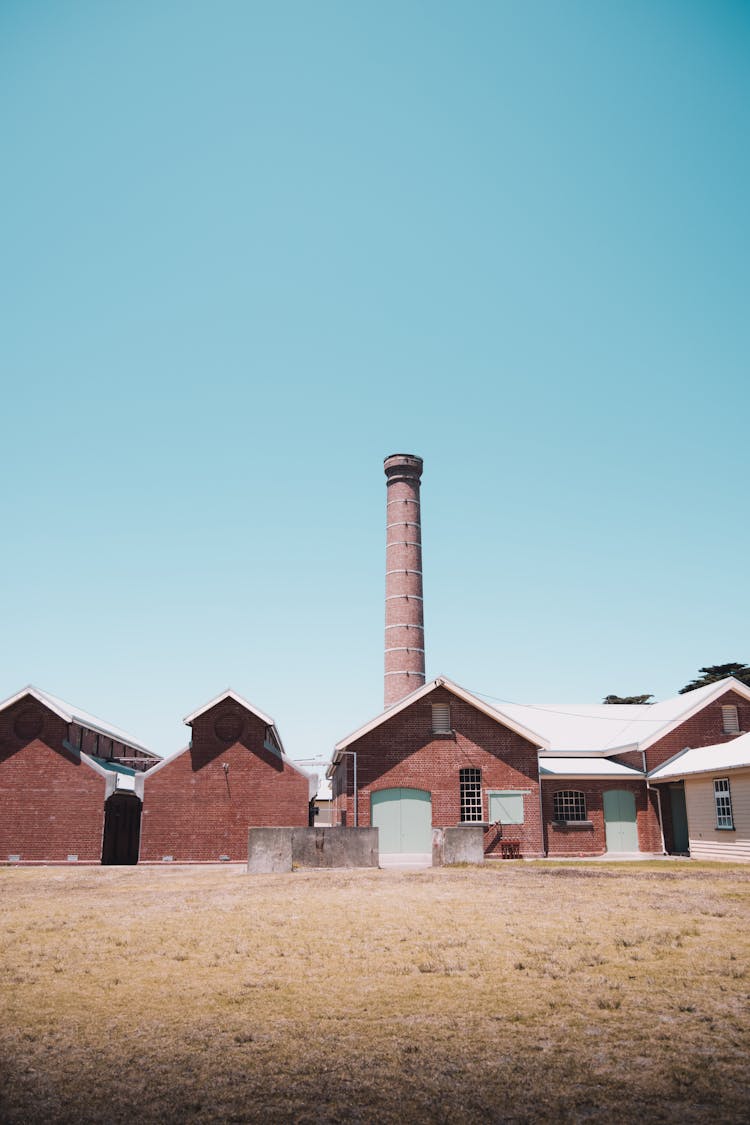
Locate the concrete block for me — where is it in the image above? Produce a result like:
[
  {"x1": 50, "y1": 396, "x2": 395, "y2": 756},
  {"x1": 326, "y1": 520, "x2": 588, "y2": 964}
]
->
[
  {"x1": 247, "y1": 827, "x2": 293, "y2": 873},
  {"x1": 442, "y1": 826, "x2": 485, "y2": 865}
]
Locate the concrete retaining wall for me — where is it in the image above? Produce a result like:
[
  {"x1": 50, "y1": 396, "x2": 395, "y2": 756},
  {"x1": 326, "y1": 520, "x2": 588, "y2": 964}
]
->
[
  {"x1": 433, "y1": 826, "x2": 485, "y2": 866},
  {"x1": 292, "y1": 827, "x2": 379, "y2": 868},
  {"x1": 247, "y1": 827, "x2": 379, "y2": 872}
]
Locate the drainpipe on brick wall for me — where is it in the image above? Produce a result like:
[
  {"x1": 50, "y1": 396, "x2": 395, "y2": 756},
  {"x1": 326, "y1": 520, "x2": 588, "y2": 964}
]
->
[
  {"x1": 537, "y1": 755, "x2": 546, "y2": 857},
  {"x1": 643, "y1": 748, "x2": 666, "y2": 854},
  {"x1": 337, "y1": 751, "x2": 358, "y2": 827}
]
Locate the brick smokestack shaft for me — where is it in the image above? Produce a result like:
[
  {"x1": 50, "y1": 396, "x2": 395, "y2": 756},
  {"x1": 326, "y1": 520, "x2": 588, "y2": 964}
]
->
[{"x1": 384, "y1": 453, "x2": 425, "y2": 708}]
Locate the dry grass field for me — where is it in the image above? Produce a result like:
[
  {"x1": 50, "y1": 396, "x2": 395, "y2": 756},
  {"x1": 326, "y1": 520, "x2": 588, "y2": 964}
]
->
[{"x1": 1, "y1": 861, "x2": 748, "y2": 1124}]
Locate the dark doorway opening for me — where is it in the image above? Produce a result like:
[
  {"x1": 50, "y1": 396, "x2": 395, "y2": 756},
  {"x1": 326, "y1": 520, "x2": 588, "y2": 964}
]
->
[
  {"x1": 669, "y1": 784, "x2": 689, "y2": 854},
  {"x1": 102, "y1": 793, "x2": 142, "y2": 865}
]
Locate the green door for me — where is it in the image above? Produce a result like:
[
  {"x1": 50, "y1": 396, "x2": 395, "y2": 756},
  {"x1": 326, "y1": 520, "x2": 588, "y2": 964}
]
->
[
  {"x1": 669, "y1": 785, "x2": 689, "y2": 853},
  {"x1": 603, "y1": 789, "x2": 639, "y2": 853},
  {"x1": 371, "y1": 788, "x2": 432, "y2": 853}
]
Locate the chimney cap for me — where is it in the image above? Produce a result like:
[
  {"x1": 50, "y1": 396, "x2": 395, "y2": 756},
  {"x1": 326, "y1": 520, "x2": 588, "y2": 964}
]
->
[{"x1": 384, "y1": 453, "x2": 423, "y2": 479}]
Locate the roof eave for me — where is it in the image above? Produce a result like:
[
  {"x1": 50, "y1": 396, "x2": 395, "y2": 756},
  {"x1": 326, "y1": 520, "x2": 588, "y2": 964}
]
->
[
  {"x1": 639, "y1": 678, "x2": 750, "y2": 754},
  {"x1": 0, "y1": 686, "x2": 153, "y2": 757},
  {"x1": 183, "y1": 689, "x2": 275, "y2": 728},
  {"x1": 540, "y1": 770, "x2": 644, "y2": 780}
]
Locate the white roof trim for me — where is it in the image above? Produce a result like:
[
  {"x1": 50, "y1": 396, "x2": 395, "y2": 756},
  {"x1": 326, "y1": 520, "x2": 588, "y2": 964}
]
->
[
  {"x1": 539, "y1": 757, "x2": 644, "y2": 779},
  {"x1": 141, "y1": 745, "x2": 191, "y2": 779},
  {"x1": 78, "y1": 750, "x2": 114, "y2": 780},
  {"x1": 183, "y1": 689, "x2": 275, "y2": 728},
  {"x1": 0, "y1": 685, "x2": 154, "y2": 757},
  {"x1": 331, "y1": 676, "x2": 550, "y2": 768},
  {"x1": 538, "y1": 745, "x2": 640, "y2": 758}
]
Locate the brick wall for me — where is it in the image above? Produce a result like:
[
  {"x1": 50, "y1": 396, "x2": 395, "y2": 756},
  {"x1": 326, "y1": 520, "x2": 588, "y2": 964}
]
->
[
  {"x1": 332, "y1": 688, "x2": 544, "y2": 857},
  {"x1": 645, "y1": 689, "x2": 750, "y2": 771},
  {"x1": 542, "y1": 780, "x2": 662, "y2": 857},
  {"x1": 0, "y1": 698, "x2": 106, "y2": 863},
  {"x1": 139, "y1": 699, "x2": 310, "y2": 863}
]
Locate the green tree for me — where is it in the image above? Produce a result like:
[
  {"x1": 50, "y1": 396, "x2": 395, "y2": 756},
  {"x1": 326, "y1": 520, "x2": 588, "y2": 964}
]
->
[
  {"x1": 678, "y1": 663, "x2": 750, "y2": 694},
  {"x1": 602, "y1": 694, "x2": 654, "y2": 705}
]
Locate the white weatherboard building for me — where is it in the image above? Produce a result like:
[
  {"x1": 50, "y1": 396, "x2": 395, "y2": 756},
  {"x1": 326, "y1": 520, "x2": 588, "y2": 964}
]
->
[{"x1": 649, "y1": 732, "x2": 750, "y2": 861}]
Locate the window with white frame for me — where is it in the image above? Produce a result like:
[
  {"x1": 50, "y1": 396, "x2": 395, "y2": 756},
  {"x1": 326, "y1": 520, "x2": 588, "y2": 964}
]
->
[
  {"x1": 432, "y1": 702, "x2": 451, "y2": 733},
  {"x1": 460, "y1": 767, "x2": 483, "y2": 822},
  {"x1": 553, "y1": 790, "x2": 587, "y2": 822},
  {"x1": 721, "y1": 705, "x2": 740, "y2": 734},
  {"x1": 713, "y1": 778, "x2": 734, "y2": 829}
]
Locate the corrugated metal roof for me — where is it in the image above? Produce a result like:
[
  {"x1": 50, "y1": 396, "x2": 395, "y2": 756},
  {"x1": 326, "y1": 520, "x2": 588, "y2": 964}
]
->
[
  {"x1": 488, "y1": 678, "x2": 748, "y2": 753},
  {"x1": 540, "y1": 757, "x2": 643, "y2": 778}
]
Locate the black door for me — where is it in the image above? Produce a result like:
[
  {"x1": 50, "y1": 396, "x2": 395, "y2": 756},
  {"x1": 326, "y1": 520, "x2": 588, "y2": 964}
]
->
[
  {"x1": 669, "y1": 785, "x2": 689, "y2": 854},
  {"x1": 102, "y1": 793, "x2": 142, "y2": 864}
]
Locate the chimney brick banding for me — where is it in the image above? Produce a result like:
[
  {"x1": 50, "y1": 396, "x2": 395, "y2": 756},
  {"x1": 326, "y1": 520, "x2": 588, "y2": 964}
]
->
[{"x1": 383, "y1": 454, "x2": 425, "y2": 707}]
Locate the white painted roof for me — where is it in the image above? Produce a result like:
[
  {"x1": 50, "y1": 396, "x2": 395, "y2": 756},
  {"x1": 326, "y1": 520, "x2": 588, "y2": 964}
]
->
[
  {"x1": 0, "y1": 685, "x2": 155, "y2": 757},
  {"x1": 540, "y1": 757, "x2": 643, "y2": 778},
  {"x1": 486, "y1": 679, "x2": 750, "y2": 754},
  {"x1": 648, "y1": 732, "x2": 750, "y2": 781}
]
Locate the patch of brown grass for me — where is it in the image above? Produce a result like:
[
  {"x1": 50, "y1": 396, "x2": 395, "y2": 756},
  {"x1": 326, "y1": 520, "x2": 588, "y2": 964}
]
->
[{"x1": 0, "y1": 862, "x2": 748, "y2": 1122}]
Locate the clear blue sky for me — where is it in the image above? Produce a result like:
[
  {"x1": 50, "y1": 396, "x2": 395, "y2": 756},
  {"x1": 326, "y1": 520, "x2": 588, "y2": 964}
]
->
[{"x1": 2, "y1": 1, "x2": 748, "y2": 769}]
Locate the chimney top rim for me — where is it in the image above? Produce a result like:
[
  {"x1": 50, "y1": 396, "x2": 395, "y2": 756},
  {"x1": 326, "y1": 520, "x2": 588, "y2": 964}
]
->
[{"x1": 384, "y1": 453, "x2": 423, "y2": 473}]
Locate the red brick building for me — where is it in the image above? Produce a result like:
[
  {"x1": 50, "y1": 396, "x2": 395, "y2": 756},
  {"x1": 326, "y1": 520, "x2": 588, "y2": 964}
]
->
[
  {"x1": 330, "y1": 677, "x2": 548, "y2": 858},
  {"x1": 328, "y1": 453, "x2": 750, "y2": 863},
  {"x1": 0, "y1": 686, "x2": 156, "y2": 865},
  {"x1": 329, "y1": 676, "x2": 750, "y2": 861},
  {"x1": 503, "y1": 677, "x2": 750, "y2": 857},
  {"x1": 139, "y1": 690, "x2": 314, "y2": 863}
]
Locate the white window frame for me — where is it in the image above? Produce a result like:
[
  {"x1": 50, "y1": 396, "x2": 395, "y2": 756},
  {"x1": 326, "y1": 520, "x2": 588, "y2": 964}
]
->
[
  {"x1": 713, "y1": 778, "x2": 734, "y2": 830},
  {"x1": 721, "y1": 705, "x2": 740, "y2": 735},
  {"x1": 459, "y1": 767, "x2": 483, "y2": 823}
]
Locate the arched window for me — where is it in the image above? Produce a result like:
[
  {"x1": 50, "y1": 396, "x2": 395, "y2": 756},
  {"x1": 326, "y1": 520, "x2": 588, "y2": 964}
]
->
[{"x1": 553, "y1": 790, "x2": 587, "y2": 822}]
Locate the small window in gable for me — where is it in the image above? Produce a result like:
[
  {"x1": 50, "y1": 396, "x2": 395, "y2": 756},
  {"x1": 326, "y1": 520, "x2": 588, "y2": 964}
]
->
[
  {"x1": 431, "y1": 702, "x2": 451, "y2": 733},
  {"x1": 721, "y1": 705, "x2": 740, "y2": 734}
]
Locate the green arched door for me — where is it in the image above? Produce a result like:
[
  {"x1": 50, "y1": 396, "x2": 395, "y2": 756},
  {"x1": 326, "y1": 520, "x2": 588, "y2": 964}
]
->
[
  {"x1": 603, "y1": 789, "x2": 639, "y2": 853},
  {"x1": 371, "y1": 788, "x2": 432, "y2": 854}
]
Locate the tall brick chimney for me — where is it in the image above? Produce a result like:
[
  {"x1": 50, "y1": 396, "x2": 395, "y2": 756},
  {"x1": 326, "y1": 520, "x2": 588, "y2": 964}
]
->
[{"x1": 384, "y1": 453, "x2": 425, "y2": 708}]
